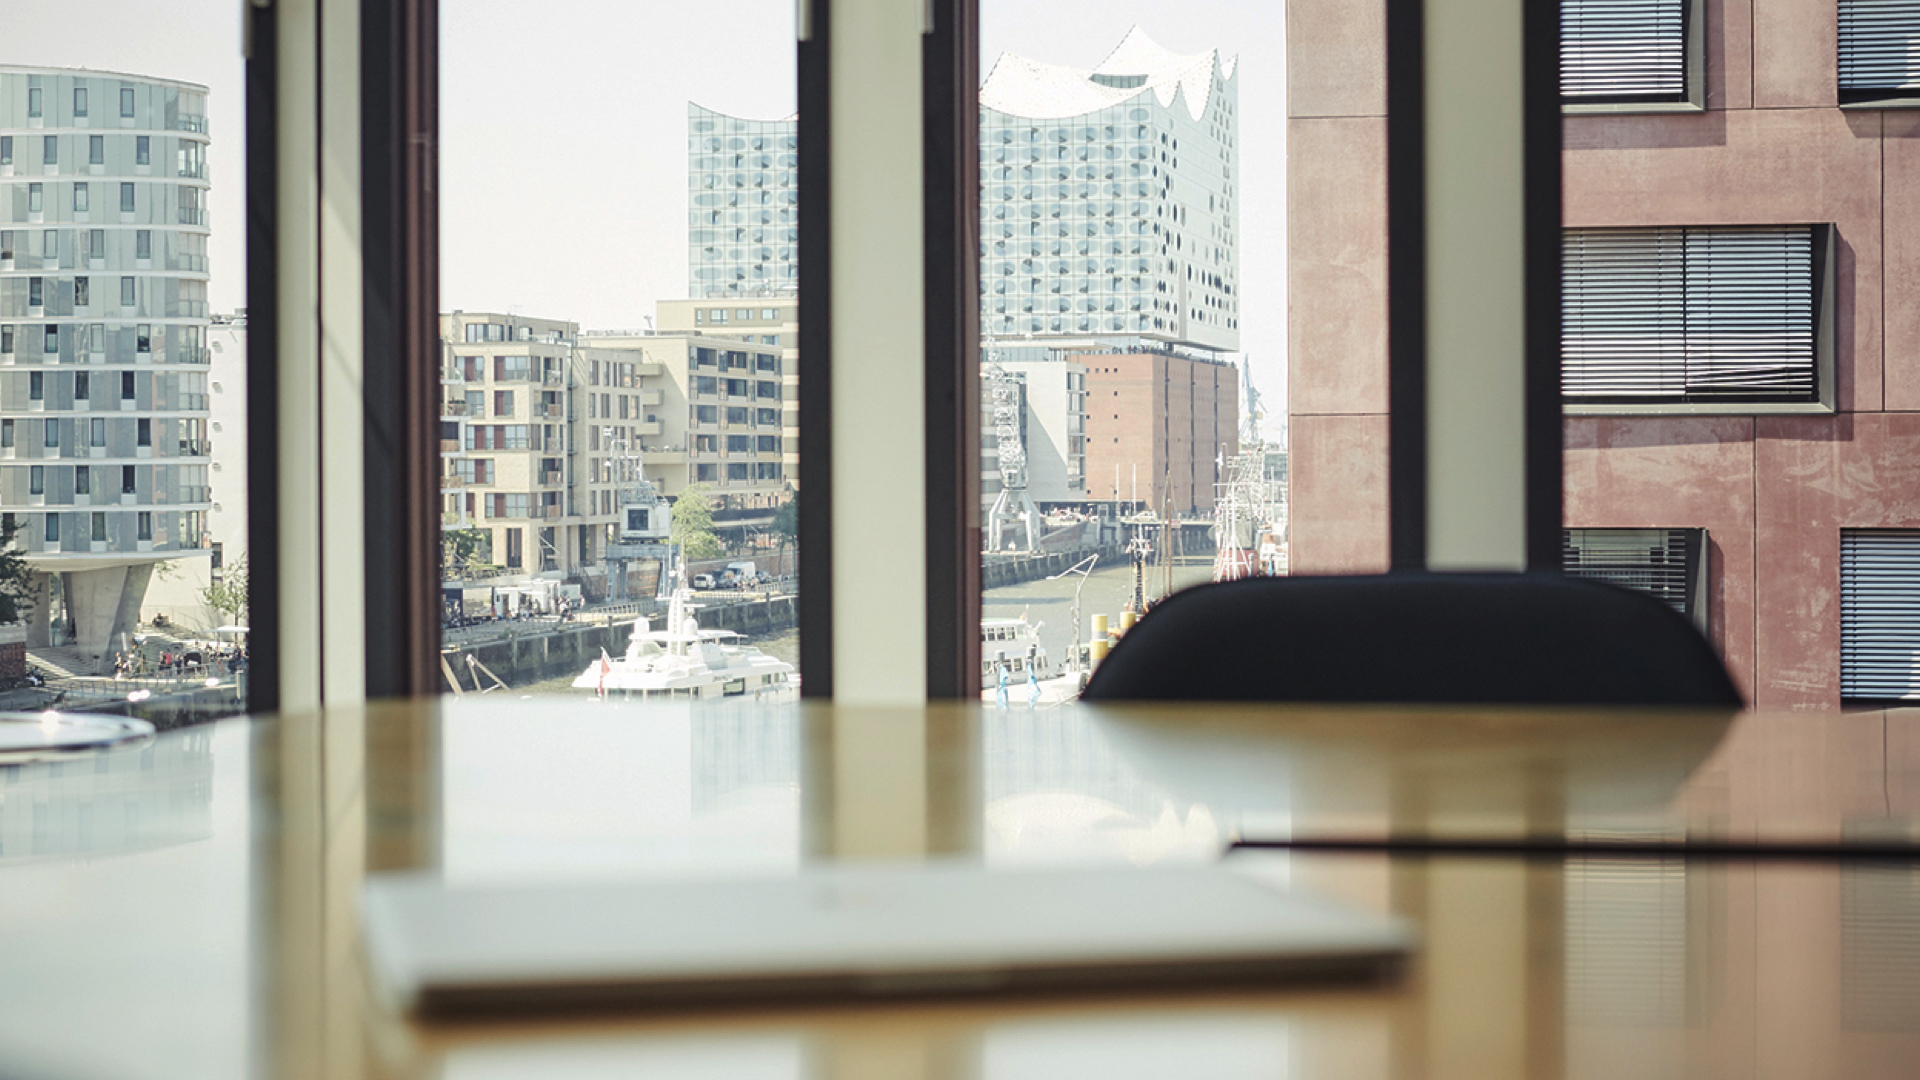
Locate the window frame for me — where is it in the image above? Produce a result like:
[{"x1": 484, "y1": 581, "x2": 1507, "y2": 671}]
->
[
  {"x1": 1561, "y1": 223, "x2": 1837, "y2": 416},
  {"x1": 1837, "y1": 0, "x2": 1920, "y2": 109}
]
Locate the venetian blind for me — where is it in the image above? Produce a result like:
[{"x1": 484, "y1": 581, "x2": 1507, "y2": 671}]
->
[
  {"x1": 1563, "y1": 226, "x2": 1816, "y2": 401},
  {"x1": 1839, "y1": 0, "x2": 1920, "y2": 95},
  {"x1": 1563, "y1": 528, "x2": 1699, "y2": 618},
  {"x1": 1841, "y1": 530, "x2": 1920, "y2": 700},
  {"x1": 1562, "y1": 0, "x2": 1689, "y2": 100}
]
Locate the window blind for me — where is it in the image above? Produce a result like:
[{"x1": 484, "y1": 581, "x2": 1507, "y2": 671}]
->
[
  {"x1": 1563, "y1": 528, "x2": 1703, "y2": 622},
  {"x1": 1562, "y1": 0, "x2": 1689, "y2": 100},
  {"x1": 1563, "y1": 226, "x2": 1817, "y2": 402},
  {"x1": 1838, "y1": 0, "x2": 1920, "y2": 96},
  {"x1": 1840, "y1": 530, "x2": 1920, "y2": 700}
]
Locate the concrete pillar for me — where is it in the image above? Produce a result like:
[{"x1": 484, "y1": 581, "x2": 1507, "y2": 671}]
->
[
  {"x1": 24, "y1": 572, "x2": 52, "y2": 648},
  {"x1": 65, "y1": 563, "x2": 156, "y2": 664}
]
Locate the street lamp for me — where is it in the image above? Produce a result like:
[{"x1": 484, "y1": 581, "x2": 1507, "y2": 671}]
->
[{"x1": 1046, "y1": 553, "x2": 1099, "y2": 675}]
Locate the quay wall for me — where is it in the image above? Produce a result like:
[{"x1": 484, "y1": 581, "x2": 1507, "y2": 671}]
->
[
  {"x1": 441, "y1": 595, "x2": 800, "y2": 691},
  {"x1": 981, "y1": 544, "x2": 1126, "y2": 590}
]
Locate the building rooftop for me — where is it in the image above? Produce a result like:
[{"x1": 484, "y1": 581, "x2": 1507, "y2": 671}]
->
[{"x1": 979, "y1": 26, "x2": 1235, "y2": 122}]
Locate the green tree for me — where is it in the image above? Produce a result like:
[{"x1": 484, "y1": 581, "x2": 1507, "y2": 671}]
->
[
  {"x1": 0, "y1": 518, "x2": 33, "y2": 623},
  {"x1": 200, "y1": 555, "x2": 249, "y2": 626},
  {"x1": 771, "y1": 497, "x2": 798, "y2": 578},
  {"x1": 441, "y1": 527, "x2": 494, "y2": 580},
  {"x1": 671, "y1": 485, "x2": 725, "y2": 560}
]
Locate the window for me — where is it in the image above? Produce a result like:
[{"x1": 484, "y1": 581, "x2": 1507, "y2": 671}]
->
[
  {"x1": 1561, "y1": 225, "x2": 1830, "y2": 406},
  {"x1": 89, "y1": 135, "x2": 103, "y2": 165},
  {"x1": 727, "y1": 434, "x2": 752, "y2": 453},
  {"x1": 122, "y1": 465, "x2": 137, "y2": 494},
  {"x1": 726, "y1": 462, "x2": 750, "y2": 480},
  {"x1": 137, "y1": 418, "x2": 151, "y2": 447},
  {"x1": 756, "y1": 353, "x2": 779, "y2": 372},
  {"x1": 1840, "y1": 531, "x2": 1920, "y2": 699},
  {"x1": 43, "y1": 136, "x2": 56, "y2": 165},
  {"x1": 1, "y1": 421, "x2": 12, "y2": 449},
  {"x1": 694, "y1": 376, "x2": 717, "y2": 395},
  {"x1": 29, "y1": 372, "x2": 44, "y2": 401},
  {"x1": 757, "y1": 435, "x2": 780, "y2": 453},
  {"x1": 74, "y1": 277, "x2": 89, "y2": 307},
  {"x1": 120, "y1": 87, "x2": 134, "y2": 118},
  {"x1": 488, "y1": 493, "x2": 532, "y2": 518},
  {"x1": 1563, "y1": 528, "x2": 1707, "y2": 629},
  {"x1": 120, "y1": 276, "x2": 136, "y2": 307},
  {"x1": 136, "y1": 324, "x2": 151, "y2": 352},
  {"x1": 74, "y1": 183, "x2": 89, "y2": 213},
  {"x1": 761, "y1": 308, "x2": 777, "y2": 319},
  {"x1": 90, "y1": 230, "x2": 106, "y2": 260},
  {"x1": 135, "y1": 135, "x2": 150, "y2": 166},
  {"x1": 136, "y1": 512, "x2": 151, "y2": 541},
  {"x1": 74, "y1": 86, "x2": 88, "y2": 117},
  {"x1": 696, "y1": 463, "x2": 717, "y2": 482},
  {"x1": 492, "y1": 354, "x2": 531, "y2": 381},
  {"x1": 757, "y1": 407, "x2": 779, "y2": 425},
  {"x1": 493, "y1": 390, "x2": 514, "y2": 415},
  {"x1": 725, "y1": 378, "x2": 750, "y2": 396},
  {"x1": 28, "y1": 278, "x2": 43, "y2": 308},
  {"x1": 29, "y1": 466, "x2": 44, "y2": 496},
  {"x1": 1839, "y1": 0, "x2": 1920, "y2": 103},
  {"x1": 0, "y1": 327, "x2": 9, "y2": 354},
  {"x1": 120, "y1": 182, "x2": 135, "y2": 212},
  {"x1": 0, "y1": 136, "x2": 10, "y2": 165},
  {"x1": 727, "y1": 406, "x2": 750, "y2": 425},
  {"x1": 43, "y1": 326, "x2": 57, "y2": 354},
  {"x1": 28, "y1": 184, "x2": 42, "y2": 213},
  {"x1": 91, "y1": 512, "x2": 106, "y2": 542},
  {"x1": 695, "y1": 405, "x2": 718, "y2": 424},
  {"x1": 505, "y1": 528, "x2": 524, "y2": 568},
  {"x1": 75, "y1": 466, "x2": 89, "y2": 495},
  {"x1": 122, "y1": 372, "x2": 136, "y2": 399},
  {"x1": 74, "y1": 371, "x2": 89, "y2": 402},
  {"x1": 43, "y1": 514, "x2": 58, "y2": 544},
  {"x1": 40, "y1": 230, "x2": 54, "y2": 260},
  {"x1": 28, "y1": 87, "x2": 42, "y2": 118},
  {"x1": 91, "y1": 418, "x2": 105, "y2": 447}
]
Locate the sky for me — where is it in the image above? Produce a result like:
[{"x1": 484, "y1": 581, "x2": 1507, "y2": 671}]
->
[{"x1": 6, "y1": 0, "x2": 1286, "y2": 429}]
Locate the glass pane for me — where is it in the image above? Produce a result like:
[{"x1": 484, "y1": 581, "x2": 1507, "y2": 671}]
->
[
  {"x1": 438, "y1": 4, "x2": 799, "y2": 703},
  {"x1": 978, "y1": 4, "x2": 1286, "y2": 704},
  {"x1": 3, "y1": 5, "x2": 247, "y2": 725}
]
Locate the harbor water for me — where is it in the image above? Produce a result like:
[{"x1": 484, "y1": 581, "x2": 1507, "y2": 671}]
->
[{"x1": 509, "y1": 559, "x2": 1215, "y2": 696}]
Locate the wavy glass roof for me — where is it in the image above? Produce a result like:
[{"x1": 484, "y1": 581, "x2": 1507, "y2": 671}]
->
[{"x1": 980, "y1": 26, "x2": 1237, "y2": 122}]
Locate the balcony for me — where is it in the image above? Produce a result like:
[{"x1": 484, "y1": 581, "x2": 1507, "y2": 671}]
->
[
  {"x1": 174, "y1": 114, "x2": 210, "y2": 134},
  {"x1": 542, "y1": 371, "x2": 564, "y2": 386},
  {"x1": 442, "y1": 475, "x2": 466, "y2": 488},
  {"x1": 540, "y1": 469, "x2": 563, "y2": 487},
  {"x1": 441, "y1": 400, "x2": 469, "y2": 416},
  {"x1": 543, "y1": 505, "x2": 562, "y2": 521},
  {"x1": 440, "y1": 439, "x2": 460, "y2": 453},
  {"x1": 543, "y1": 404, "x2": 563, "y2": 419}
]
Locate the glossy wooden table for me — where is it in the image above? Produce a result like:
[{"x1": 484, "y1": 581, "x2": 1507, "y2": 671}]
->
[{"x1": 1, "y1": 699, "x2": 1917, "y2": 1080}]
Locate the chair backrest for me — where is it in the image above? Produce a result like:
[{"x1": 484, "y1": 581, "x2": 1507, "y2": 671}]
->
[{"x1": 1079, "y1": 572, "x2": 1743, "y2": 707}]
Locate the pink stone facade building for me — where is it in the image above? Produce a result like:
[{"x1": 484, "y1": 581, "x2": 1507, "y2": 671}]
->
[{"x1": 1288, "y1": 0, "x2": 1920, "y2": 708}]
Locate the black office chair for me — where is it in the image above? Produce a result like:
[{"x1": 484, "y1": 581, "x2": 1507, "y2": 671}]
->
[{"x1": 1079, "y1": 572, "x2": 1743, "y2": 707}]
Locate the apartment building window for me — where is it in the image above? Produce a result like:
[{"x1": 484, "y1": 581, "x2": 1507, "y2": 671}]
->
[
  {"x1": 43, "y1": 419, "x2": 58, "y2": 450},
  {"x1": 43, "y1": 514, "x2": 58, "y2": 544},
  {"x1": 694, "y1": 376, "x2": 717, "y2": 395},
  {"x1": 43, "y1": 136, "x2": 57, "y2": 166},
  {"x1": 725, "y1": 378, "x2": 750, "y2": 396},
  {"x1": 29, "y1": 466, "x2": 44, "y2": 496},
  {"x1": 695, "y1": 347, "x2": 717, "y2": 366},
  {"x1": 119, "y1": 87, "x2": 134, "y2": 118},
  {"x1": 0, "y1": 137, "x2": 9, "y2": 166},
  {"x1": 28, "y1": 87, "x2": 42, "y2": 118},
  {"x1": 42, "y1": 326, "x2": 58, "y2": 354},
  {"x1": 136, "y1": 324, "x2": 151, "y2": 352},
  {"x1": 0, "y1": 327, "x2": 10, "y2": 355},
  {"x1": 757, "y1": 435, "x2": 780, "y2": 453},
  {"x1": 493, "y1": 390, "x2": 514, "y2": 416},
  {"x1": 492, "y1": 355, "x2": 531, "y2": 380},
  {"x1": 122, "y1": 465, "x2": 136, "y2": 494},
  {"x1": 696, "y1": 464, "x2": 718, "y2": 482},
  {"x1": 756, "y1": 407, "x2": 779, "y2": 425},
  {"x1": 74, "y1": 87, "x2": 88, "y2": 117},
  {"x1": 120, "y1": 276, "x2": 136, "y2": 307},
  {"x1": 696, "y1": 405, "x2": 718, "y2": 424},
  {"x1": 121, "y1": 371, "x2": 136, "y2": 400},
  {"x1": 28, "y1": 184, "x2": 42, "y2": 213},
  {"x1": 505, "y1": 529, "x2": 524, "y2": 569},
  {"x1": 726, "y1": 463, "x2": 750, "y2": 481},
  {"x1": 727, "y1": 406, "x2": 750, "y2": 425},
  {"x1": 135, "y1": 136, "x2": 149, "y2": 166},
  {"x1": 1839, "y1": 0, "x2": 1920, "y2": 103},
  {"x1": 120, "y1": 182, "x2": 135, "y2": 213},
  {"x1": 74, "y1": 372, "x2": 89, "y2": 403},
  {"x1": 727, "y1": 434, "x2": 752, "y2": 453},
  {"x1": 1562, "y1": 225, "x2": 1832, "y2": 407},
  {"x1": 89, "y1": 135, "x2": 103, "y2": 165},
  {"x1": 1839, "y1": 530, "x2": 1920, "y2": 700},
  {"x1": 137, "y1": 418, "x2": 151, "y2": 447},
  {"x1": 29, "y1": 372, "x2": 44, "y2": 402},
  {"x1": 757, "y1": 380, "x2": 779, "y2": 399},
  {"x1": 134, "y1": 230, "x2": 150, "y2": 260},
  {"x1": 74, "y1": 277, "x2": 90, "y2": 307},
  {"x1": 136, "y1": 511, "x2": 151, "y2": 541},
  {"x1": 90, "y1": 418, "x2": 104, "y2": 447},
  {"x1": 488, "y1": 493, "x2": 531, "y2": 518},
  {"x1": 1563, "y1": 528, "x2": 1708, "y2": 630},
  {"x1": 756, "y1": 353, "x2": 779, "y2": 372},
  {"x1": 91, "y1": 512, "x2": 106, "y2": 542},
  {"x1": 74, "y1": 183, "x2": 89, "y2": 213},
  {"x1": 756, "y1": 462, "x2": 782, "y2": 480},
  {"x1": 75, "y1": 466, "x2": 89, "y2": 495}
]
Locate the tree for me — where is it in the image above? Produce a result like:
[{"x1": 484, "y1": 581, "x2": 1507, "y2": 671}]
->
[
  {"x1": 671, "y1": 485, "x2": 725, "y2": 560},
  {"x1": 0, "y1": 518, "x2": 33, "y2": 623},
  {"x1": 441, "y1": 527, "x2": 495, "y2": 580},
  {"x1": 200, "y1": 555, "x2": 249, "y2": 626},
  {"x1": 771, "y1": 496, "x2": 798, "y2": 577}
]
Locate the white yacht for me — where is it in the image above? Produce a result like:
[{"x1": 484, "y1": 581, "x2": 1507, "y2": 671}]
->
[
  {"x1": 981, "y1": 615, "x2": 1050, "y2": 690},
  {"x1": 575, "y1": 588, "x2": 796, "y2": 702}
]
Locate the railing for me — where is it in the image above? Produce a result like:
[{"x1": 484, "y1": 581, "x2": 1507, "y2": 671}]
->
[
  {"x1": 174, "y1": 114, "x2": 210, "y2": 134},
  {"x1": 177, "y1": 208, "x2": 209, "y2": 227},
  {"x1": 440, "y1": 439, "x2": 460, "y2": 453},
  {"x1": 540, "y1": 470, "x2": 563, "y2": 487},
  {"x1": 543, "y1": 404, "x2": 563, "y2": 419},
  {"x1": 176, "y1": 439, "x2": 210, "y2": 456},
  {"x1": 441, "y1": 401, "x2": 469, "y2": 416},
  {"x1": 543, "y1": 505, "x2": 562, "y2": 520},
  {"x1": 175, "y1": 346, "x2": 210, "y2": 365},
  {"x1": 442, "y1": 475, "x2": 466, "y2": 488},
  {"x1": 542, "y1": 371, "x2": 564, "y2": 386}
]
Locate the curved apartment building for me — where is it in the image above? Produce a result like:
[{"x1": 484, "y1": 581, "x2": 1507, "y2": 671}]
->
[{"x1": 0, "y1": 68, "x2": 213, "y2": 659}]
